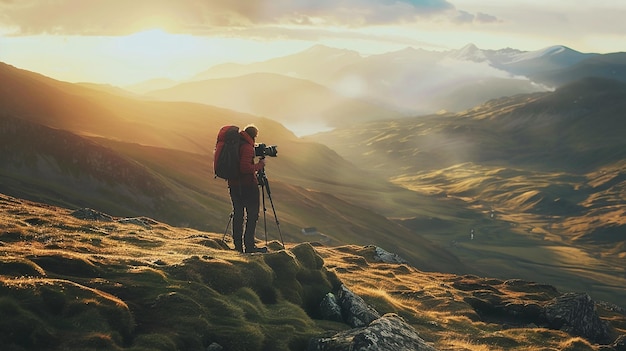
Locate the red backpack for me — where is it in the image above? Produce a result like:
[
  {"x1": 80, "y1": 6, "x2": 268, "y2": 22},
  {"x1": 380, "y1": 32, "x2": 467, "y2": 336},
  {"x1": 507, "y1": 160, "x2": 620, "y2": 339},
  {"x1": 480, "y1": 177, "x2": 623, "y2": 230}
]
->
[{"x1": 213, "y1": 125, "x2": 241, "y2": 180}]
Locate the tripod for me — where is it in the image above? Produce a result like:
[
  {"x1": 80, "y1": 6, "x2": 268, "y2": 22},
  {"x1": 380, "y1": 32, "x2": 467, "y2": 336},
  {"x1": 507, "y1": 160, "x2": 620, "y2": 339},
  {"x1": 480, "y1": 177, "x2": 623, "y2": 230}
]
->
[{"x1": 257, "y1": 166, "x2": 285, "y2": 249}]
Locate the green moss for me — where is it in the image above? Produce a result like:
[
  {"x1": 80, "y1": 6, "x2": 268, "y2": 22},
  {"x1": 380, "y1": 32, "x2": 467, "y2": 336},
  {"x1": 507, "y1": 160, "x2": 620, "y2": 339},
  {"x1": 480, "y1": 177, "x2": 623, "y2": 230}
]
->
[
  {"x1": 28, "y1": 253, "x2": 101, "y2": 277},
  {"x1": 263, "y1": 250, "x2": 301, "y2": 280},
  {"x1": 290, "y1": 243, "x2": 324, "y2": 270},
  {"x1": 230, "y1": 287, "x2": 267, "y2": 322},
  {"x1": 0, "y1": 257, "x2": 46, "y2": 277},
  {"x1": 0, "y1": 297, "x2": 59, "y2": 349}
]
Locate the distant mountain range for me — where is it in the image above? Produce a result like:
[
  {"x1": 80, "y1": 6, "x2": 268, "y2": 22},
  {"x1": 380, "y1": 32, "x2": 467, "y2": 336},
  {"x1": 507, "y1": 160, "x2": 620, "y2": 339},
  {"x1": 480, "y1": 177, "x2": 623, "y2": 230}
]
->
[{"x1": 132, "y1": 44, "x2": 625, "y2": 135}]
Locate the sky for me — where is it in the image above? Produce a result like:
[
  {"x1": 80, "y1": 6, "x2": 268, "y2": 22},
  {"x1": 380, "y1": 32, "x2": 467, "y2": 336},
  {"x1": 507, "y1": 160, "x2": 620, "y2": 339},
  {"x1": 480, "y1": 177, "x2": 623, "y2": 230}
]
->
[{"x1": 1, "y1": 0, "x2": 625, "y2": 86}]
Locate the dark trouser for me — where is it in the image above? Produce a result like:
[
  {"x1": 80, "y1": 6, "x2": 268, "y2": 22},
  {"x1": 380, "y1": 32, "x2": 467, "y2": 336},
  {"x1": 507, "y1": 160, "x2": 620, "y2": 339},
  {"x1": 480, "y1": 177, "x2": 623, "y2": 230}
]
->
[{"x1": 229, "y1": 185, "x2": 260, "y2": 251}]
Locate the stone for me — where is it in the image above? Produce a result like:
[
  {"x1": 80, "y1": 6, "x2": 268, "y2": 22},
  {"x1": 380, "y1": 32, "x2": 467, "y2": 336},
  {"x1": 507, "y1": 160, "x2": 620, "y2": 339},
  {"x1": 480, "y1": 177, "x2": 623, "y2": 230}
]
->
[
  {"x1": 308, "y1": 313, "x2": 438, "y2": 351},
  {"x1": 337, "y1": 285, "x2": 381, "y2": 328},
  {"x1": 71, "y1": 208, "x2": 114, "y2": 221},
  {"x1": 320, "y1": 292, "x2": 343, "y2": 322},
  {"x1": 543, "y1": 292, "x2": 612, "y2": 344},
  {"x1": 370, "y1": 246, "x2": 409, "y2": 264}
]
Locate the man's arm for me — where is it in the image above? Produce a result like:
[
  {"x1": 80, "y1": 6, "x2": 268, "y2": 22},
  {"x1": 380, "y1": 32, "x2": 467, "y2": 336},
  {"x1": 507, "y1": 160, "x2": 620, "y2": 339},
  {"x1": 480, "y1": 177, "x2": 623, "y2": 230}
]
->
[{"x1": 239, "y1": 144, "x2": 264, "y2": 174}]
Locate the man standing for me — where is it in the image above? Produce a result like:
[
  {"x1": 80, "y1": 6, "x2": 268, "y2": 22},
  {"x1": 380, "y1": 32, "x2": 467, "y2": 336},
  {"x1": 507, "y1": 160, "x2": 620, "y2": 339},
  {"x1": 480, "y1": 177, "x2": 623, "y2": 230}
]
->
[{"x1": 228, "y1": 124, "x2": 267, "y2": 253}]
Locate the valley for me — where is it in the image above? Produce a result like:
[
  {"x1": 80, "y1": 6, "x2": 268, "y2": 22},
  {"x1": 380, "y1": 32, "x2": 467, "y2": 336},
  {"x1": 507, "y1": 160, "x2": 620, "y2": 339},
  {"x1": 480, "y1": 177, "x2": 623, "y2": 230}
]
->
[{"x1": 308, "y1": 79, "x2": 626, "y2": 308}]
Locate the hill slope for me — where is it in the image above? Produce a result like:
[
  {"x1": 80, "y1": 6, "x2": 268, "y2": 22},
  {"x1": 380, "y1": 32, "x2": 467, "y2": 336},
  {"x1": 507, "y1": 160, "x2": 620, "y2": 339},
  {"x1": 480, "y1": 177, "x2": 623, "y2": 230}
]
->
[
  {"x1": 1, "y1": 194, "x2": 624, "y2": 350},
  {"x1": 0, "y1": 62, "x2": 462, "y2": 273}
]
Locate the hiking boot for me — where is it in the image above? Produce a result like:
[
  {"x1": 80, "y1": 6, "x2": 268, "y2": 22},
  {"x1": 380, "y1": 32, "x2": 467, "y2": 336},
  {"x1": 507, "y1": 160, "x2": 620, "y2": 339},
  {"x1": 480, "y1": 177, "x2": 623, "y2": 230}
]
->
[
  {"x1": 234, "y1": 243, "x2": 243, "y2": 253},
  {"x1": 245, "y1": 246, "x2": 268, "y2": 254}
]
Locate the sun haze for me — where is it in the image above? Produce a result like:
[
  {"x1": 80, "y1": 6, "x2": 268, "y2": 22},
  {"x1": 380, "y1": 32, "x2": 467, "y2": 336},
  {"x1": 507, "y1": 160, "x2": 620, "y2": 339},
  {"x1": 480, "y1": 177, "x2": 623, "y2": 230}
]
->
[{"x1": 1, "y1": 1, "x2": 625, "y2": 85}]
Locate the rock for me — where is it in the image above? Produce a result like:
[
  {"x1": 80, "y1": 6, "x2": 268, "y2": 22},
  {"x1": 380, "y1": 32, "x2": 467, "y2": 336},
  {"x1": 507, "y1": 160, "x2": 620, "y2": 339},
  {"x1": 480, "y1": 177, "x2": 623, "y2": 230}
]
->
[
  {"x1": 543, "y1": 292, "x2": 612, "y2": 344},
  {"x1": 71, "y1": 208, "x2": 114, "y2": 221},
  {"x1": 369, "y1": 246, "x2": 409, "y2": 264},
  {"x1": 320, "y1": 292, "x2": 343, "y2": 322},
  {"x1": 308, "y1": 313, "x2": 438, "y2": 351},
  {"x1": 337, "y1": 285, "x2": 381, "y2": 328},
  {"x1": 117, "y1": 217, "x2": 154, "y2": 229}
]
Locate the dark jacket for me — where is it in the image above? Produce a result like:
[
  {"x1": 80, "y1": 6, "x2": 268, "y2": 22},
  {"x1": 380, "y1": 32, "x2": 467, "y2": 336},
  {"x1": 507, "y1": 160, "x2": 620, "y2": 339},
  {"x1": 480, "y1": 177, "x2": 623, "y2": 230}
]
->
[{"x1": 228, "y1": 131, "x2": 263, "y2": 187}]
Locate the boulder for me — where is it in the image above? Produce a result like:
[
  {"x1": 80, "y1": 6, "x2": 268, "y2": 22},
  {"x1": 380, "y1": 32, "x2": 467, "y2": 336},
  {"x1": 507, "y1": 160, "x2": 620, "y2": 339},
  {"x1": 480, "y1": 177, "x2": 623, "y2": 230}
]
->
[
  {"x1": 337, "y1": 285, "x2": 381, "y2": 328},
  {"x1": 308, "y1": 313, "x2": 438, "y2": 351},
  {"x1": 71, "y1": 208, "x2": 114, "y2": 221},
  {"x1": 320, "y1": 292, "x2": 343, "y2": 322},
  {"x1": 369, "y1": 246, "x2": 409, "y2": 264},
  {"x1": 543, "y1": 292, "x2": 612, "y2": 344}
]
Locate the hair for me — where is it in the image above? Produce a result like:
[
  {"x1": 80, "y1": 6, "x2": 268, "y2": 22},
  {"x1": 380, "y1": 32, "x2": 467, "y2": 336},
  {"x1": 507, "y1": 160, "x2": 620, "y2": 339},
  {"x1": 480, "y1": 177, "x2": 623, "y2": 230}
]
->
[{"x1": 244, "y1": 124, "x2": 258, "y2": 139}]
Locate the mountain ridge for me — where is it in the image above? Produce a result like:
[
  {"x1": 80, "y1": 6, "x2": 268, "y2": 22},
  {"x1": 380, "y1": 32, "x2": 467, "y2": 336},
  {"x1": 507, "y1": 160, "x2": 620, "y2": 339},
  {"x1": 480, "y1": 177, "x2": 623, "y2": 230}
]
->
[{"x1": 133, "y1": 43, "x2": 624, "y2": 121}]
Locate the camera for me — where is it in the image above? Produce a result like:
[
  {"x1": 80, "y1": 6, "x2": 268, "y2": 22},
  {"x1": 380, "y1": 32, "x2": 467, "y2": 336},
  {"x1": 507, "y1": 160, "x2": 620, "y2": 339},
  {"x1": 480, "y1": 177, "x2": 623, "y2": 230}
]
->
[{"x1": 255, "y1": 143, "x2": 278, "y2": 157}]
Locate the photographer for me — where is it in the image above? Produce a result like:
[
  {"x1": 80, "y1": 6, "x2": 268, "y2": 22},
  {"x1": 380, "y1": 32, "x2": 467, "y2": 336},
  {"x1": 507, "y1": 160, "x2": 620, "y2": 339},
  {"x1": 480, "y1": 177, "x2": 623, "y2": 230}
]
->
[{"x1": 228, "y1": 124, "x2": 267, "y2": 253}]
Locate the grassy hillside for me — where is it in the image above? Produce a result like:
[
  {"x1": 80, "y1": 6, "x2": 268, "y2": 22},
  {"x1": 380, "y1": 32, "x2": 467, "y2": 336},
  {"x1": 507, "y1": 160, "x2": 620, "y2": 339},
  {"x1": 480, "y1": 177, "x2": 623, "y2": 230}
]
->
[
  {"x1": 1, "y1": 194, "x2": 624, "y2": 350},
  {"x1": 0, "y1": 111, "x2": 461, "y2": 274}
]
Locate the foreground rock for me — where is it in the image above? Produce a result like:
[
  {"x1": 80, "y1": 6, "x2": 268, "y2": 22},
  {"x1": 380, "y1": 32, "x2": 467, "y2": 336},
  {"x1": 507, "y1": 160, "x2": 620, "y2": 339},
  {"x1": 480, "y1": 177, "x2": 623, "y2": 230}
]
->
[
  {"x1": 308, "y1": 313, "x2": 437, "y2": 351},
  {"x1": 544, "y1": 292, "x2": 613, "y2": 344}
]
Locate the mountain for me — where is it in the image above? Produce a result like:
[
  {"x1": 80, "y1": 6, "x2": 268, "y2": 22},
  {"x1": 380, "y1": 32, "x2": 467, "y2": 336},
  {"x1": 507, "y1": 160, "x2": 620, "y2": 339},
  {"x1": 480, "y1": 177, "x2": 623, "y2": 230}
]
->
[
  {"x1": 191, "y1": 44, "x2": 362, "y2": 83},
  {"x1": 1, "y1": 194, "x2": 624, "y2": 350},
  {"x1": 146, "y1": 72, "x2": 405, "y2": 135},
  {"x1": 533, "y1": 52, "x2": 626, "y2": 87},
  {"x1": 308, "y1": 78, "x2": 626, "y2": 306},
  {"x1": 189, "y1": 44, "x2": 547, "y2": 115},
  {"x1": 153, "y1": 44, "x2": 623, "y2": 119},
  {"x1": 322, "y1": 46, "x2": 536, "y2": 114},
  {"x1": 0, "y1": 62, "x2": 462, "y2": 274},
  {"x1": 486, "y1": 45, "x2": 597, "y2": 76},
  {"x1": 310, "y1": 77, "x2": 626, "y2": 173}
]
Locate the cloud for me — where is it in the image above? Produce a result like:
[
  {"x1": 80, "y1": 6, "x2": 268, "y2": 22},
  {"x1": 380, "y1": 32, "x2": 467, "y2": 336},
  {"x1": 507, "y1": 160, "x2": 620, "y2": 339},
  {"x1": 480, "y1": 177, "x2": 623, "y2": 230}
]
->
[
  {"x1": 453, "y1": 10, "x2": 500, "y2": 24},
  {"x1": 0, "y1": 0, "x2": 456, "y2": 36},
  {"x1": 475, "y1": 12, "x2": 499, "y2": 23}
]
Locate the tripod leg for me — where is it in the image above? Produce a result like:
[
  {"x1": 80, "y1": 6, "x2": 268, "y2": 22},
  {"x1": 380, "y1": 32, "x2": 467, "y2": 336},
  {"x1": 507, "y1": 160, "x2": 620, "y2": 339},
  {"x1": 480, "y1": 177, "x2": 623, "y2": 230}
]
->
[
  {"x1": 262, "y1": 177, "x2": 285, "y2": 249},
  {"x1": 222, "y1": 212, "x2": 233, "y2": 242},
  {"x1": 260, "y1": 184, "x2": 268, "y2": 246}
]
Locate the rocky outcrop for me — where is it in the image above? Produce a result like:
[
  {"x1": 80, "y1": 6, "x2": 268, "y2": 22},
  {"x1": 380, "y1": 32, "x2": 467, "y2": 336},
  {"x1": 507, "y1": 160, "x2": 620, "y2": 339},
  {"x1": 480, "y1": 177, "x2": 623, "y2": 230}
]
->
[
  {"x1": 314, "y1": 285, "x2": 437, "y2": 350},
  {"x1": 320, "y1": 292, "x2": 343, "y2": 323},
  {"x1": 72, "y1": 208, "x2": 157, "y2": 228},
  {"x1": 71, "y1": 208, "x2": 114, "y2": 221},
  {"x1": 337, "y1": 285, "x2": 381, "y2": 328},
  {"x1": 368, "y1": 245, "x2": 409, "y2": 264},
  {"x1": 308, "y1": 313, "x2": 437, "y2": 351},
  {"x1": 463, "y1": 283, "x2": 616, "y2": 345},
  {"x1": 543, "y1": 292, "x2": 613, "y2": 344},
  {"x1": 319, "y1": 285, "x2": 381, "y2": 327}
]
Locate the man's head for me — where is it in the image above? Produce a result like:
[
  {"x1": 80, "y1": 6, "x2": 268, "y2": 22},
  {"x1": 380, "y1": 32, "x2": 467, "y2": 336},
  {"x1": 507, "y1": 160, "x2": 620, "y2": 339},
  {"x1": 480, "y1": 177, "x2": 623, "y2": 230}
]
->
[{"x1": 244, "y1": 124, "x2": 258, "y2": 140}]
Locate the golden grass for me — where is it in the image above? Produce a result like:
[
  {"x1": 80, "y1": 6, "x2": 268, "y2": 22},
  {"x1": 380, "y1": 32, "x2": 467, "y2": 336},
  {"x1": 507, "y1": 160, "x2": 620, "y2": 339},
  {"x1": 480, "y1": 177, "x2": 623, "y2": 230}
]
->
[{"x1": 1, "y1": 193, "x2": 624, "y2": 350}]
